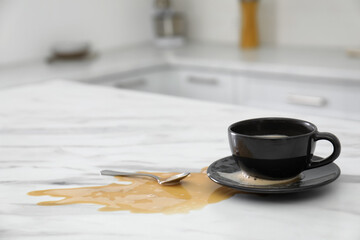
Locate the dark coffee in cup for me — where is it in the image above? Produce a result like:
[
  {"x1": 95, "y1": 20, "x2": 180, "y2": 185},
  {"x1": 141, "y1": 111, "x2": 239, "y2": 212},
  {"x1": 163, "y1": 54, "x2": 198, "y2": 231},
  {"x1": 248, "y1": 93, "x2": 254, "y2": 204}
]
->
[{"x1": 228, "y1": 118, "x2": 341, "y2": 180}]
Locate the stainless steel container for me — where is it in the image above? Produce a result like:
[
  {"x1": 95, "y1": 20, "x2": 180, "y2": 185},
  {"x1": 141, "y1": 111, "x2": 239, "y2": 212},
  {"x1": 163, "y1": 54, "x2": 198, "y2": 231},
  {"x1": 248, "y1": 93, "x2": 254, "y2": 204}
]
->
[{"x1": 153, "y1": 0, "x2": 185, "y2": 47}]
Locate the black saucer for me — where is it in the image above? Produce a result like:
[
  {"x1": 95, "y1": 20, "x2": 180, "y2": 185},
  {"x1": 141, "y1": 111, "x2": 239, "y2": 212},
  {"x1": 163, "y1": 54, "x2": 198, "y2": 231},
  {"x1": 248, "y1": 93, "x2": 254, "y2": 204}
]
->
[{"x1": 207, "y1": 156, "x2": 341, "y2": 194}]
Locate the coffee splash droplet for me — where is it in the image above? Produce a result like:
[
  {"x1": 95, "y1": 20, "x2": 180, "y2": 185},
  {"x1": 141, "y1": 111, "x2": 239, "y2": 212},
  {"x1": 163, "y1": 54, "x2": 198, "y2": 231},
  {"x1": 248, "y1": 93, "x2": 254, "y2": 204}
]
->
[{"x1": 28, "y1": 168, "x2": 241, "y2": 214}]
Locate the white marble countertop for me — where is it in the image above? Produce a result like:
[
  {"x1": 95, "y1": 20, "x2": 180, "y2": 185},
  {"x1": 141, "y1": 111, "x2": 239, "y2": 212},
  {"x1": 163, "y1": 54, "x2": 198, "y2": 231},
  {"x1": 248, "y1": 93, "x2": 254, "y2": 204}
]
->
[
  {"x1": 1, "y1": 42, "x2": 360, "y2": 88},
  {"x1": 1, "y1": 80, "x2": 359, "y2": 239}
]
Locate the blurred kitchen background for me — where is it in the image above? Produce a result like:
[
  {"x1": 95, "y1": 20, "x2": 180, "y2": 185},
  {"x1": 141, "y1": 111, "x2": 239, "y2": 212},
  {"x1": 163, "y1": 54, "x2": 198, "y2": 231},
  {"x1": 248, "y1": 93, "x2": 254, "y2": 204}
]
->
[{"x1": 0, "y1": 0, "x2": 359, "y2": 120}]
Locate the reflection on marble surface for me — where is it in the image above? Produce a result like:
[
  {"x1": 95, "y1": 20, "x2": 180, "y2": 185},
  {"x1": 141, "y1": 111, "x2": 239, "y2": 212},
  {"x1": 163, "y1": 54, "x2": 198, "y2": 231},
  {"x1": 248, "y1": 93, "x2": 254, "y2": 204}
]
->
[{"x1": 0, "y1": 80, "x2": 359, "y2": 239}]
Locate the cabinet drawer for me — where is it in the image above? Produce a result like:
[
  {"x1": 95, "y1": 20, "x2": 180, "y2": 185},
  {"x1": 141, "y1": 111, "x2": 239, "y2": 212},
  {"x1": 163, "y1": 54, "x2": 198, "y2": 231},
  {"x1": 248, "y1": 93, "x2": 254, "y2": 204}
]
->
[
  {"x1": 178, "y1": 71, "x2": 233, "y2": 103},
  {"x1": 105, "y1": 75, "x2": 163, "y2": 93},
  {"x1": 243, "y1": 78, "x2": 360, "y2": 119},
  {"x1": 111, "y1": 77, "x2": 150, "y2": 90}
]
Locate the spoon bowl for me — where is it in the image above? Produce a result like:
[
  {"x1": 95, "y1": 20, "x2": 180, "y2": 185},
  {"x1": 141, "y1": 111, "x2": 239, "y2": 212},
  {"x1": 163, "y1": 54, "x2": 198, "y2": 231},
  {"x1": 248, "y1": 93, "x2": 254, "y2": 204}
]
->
[{"x1": 100, "y1": 170, "x2": 190, "y2": 185}]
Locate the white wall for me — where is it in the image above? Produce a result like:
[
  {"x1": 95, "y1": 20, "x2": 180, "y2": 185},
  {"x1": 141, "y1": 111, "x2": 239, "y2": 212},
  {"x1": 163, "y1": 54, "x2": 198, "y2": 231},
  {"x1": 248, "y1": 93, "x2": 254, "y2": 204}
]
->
[
  {"x1": 1, "y1": 0, "x2": 359, "y2": 66},
  {"x1": 175, "y1": 0, "x2": 360, "y2": 48},
  {"x1": 0, "y1": 0, "x2": 153, "y2": 65}
]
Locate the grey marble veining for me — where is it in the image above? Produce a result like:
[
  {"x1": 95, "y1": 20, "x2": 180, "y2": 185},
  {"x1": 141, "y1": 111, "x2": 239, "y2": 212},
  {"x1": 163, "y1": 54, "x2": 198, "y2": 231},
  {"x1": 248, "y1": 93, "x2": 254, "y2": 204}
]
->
[{"x1": 0, "y1": 80, "x2": 359, "y2": 239}]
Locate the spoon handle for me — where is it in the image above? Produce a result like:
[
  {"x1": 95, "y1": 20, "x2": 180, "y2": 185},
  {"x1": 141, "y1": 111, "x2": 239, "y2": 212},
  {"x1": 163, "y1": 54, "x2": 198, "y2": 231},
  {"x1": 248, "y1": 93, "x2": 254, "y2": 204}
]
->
[{"x1": 100, "y1": 170, "x2": 160, "y2": 181}]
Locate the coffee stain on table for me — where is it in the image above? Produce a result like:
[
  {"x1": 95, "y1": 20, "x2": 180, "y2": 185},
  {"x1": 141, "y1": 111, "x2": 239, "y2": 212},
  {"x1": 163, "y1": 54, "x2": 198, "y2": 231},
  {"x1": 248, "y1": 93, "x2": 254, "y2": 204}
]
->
[{"x1": 28, "y1": 168, "x2": 240, "y2": 214}]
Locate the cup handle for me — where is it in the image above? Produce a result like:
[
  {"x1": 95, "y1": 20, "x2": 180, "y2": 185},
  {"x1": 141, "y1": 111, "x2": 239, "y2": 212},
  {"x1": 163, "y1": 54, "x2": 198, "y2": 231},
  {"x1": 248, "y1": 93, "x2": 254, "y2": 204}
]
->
[{"x1": 307, "y1": 132, "x2": 341, "y2": 169}]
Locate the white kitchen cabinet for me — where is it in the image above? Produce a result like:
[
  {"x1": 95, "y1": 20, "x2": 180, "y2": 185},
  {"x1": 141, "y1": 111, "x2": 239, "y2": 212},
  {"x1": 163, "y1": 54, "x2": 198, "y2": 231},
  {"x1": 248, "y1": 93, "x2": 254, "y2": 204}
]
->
[
  {"x1": 176, "y1": 70, "x2": 234, "y2": 103},
  {"x1": 235, "y1": 75, "x2": 360, "y2": 120},
  {"x1": 87, "y1": 68, "x2": 360, "y2": 121}
]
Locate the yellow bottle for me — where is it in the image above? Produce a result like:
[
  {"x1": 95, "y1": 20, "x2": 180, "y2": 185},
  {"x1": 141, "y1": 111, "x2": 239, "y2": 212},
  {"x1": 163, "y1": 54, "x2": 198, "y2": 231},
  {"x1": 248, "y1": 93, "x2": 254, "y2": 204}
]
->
[{"x1": 240, "y1": 0, "x2": 259, "y2": 49}]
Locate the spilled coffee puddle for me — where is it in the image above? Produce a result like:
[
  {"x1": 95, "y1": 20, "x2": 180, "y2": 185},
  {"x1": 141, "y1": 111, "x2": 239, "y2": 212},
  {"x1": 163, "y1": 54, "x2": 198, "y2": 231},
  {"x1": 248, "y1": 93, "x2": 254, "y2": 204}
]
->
[{"x1": 28, "y1": 168, "x2": 240, "y2": 214}]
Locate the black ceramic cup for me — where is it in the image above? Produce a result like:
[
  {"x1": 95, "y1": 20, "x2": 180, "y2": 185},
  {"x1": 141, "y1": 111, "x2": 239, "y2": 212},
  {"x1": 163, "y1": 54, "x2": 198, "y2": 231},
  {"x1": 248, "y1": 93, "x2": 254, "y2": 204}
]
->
[{"x1": 228, "y1": 117, "x2": 341, "y2": 180}]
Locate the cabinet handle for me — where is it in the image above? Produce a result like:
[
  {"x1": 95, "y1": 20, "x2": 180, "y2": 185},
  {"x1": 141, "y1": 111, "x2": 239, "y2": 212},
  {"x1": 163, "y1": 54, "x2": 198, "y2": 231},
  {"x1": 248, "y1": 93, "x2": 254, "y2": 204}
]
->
[
  {"x1": 287, "y1": 94, "x2": 327, "y2": 107},
  {"x1": 114, "y1": 79, "x2": 146, "y2": 88},
  {"x1": 187, "y1": 76, "x2": 219, "y2": 85}
]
